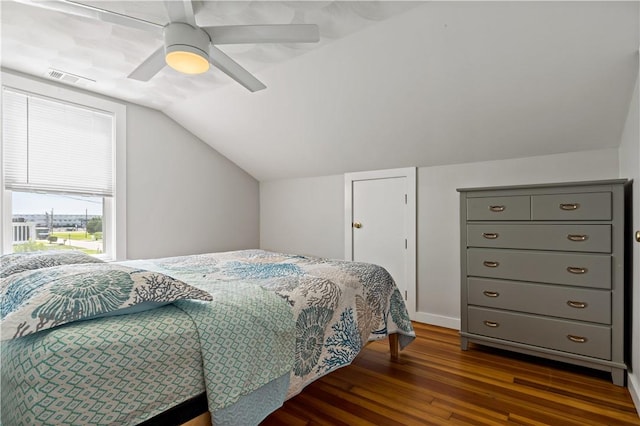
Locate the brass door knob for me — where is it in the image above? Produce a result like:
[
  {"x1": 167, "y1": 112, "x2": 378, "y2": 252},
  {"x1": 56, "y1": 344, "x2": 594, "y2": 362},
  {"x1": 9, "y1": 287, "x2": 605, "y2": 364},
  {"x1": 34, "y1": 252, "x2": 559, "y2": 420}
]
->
[
  {"x1": 636, "y1": 230, "x2": 640, "y2": 243},
  {"x1": 353, "y1": 222, "x2": 362, "y2": 229}
]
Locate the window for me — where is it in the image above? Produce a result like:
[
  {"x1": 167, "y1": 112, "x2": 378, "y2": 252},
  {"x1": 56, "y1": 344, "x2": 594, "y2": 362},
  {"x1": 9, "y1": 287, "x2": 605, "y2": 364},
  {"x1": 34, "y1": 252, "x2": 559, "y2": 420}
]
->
[{"x1": 1, "y1": 72, "x2": 126, "y2": 260}]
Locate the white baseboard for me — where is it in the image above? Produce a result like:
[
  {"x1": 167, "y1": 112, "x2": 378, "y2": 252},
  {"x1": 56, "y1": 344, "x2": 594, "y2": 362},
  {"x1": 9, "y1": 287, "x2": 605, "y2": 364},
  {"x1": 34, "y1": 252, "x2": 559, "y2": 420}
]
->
[
  {"x1": 628, "y1": 373, "x2": 640, "y2": 416},
  {"x1": 412, "y1": 311, "x2": 460, "y2": 330}
]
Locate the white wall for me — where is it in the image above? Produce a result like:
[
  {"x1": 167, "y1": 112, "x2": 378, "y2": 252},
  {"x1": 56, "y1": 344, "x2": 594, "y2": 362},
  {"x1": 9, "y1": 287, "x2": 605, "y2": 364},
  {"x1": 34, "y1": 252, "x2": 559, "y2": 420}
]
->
[
  {"x1": 618, "y1": 57, "x2": 639, "y2": 411},
  {"x1": 166, "y1": 2, "x2": 638, "y2": 183},
  {"x1": 260, "y1": 148, "x2": 620, "y2": 327},
  {"x1": 126, "y1": 104, "x2": 259, "y2": 259},
  {"x1": 260, "y1": 174, "x2": 343, "y2": 260},
  {"x1": 1, "y1": 70, "x2": 260, "y2": 260}
]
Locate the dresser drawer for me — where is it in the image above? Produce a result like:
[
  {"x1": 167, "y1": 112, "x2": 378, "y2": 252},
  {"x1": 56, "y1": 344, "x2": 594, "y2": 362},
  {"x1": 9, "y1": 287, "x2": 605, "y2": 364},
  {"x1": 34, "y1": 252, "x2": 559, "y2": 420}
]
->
[
  {"x1": 468, "y1": 278, "x2": 611, "y2": 324},
  {"x1": 467, "y1": 248, "x2": 611, "y2": 289},
  {"x1": 531, "y1": 192, "x2": 611, "y2": 220},
  {"x1": 466, "y1": 224, "x2": 611, "y2": 253},
  {"x1": 467, "y1": 196, "x2": 530, "y2": 221},
  {"x1": 468, "y1": 306, "x2": 611, "y2": 359}
]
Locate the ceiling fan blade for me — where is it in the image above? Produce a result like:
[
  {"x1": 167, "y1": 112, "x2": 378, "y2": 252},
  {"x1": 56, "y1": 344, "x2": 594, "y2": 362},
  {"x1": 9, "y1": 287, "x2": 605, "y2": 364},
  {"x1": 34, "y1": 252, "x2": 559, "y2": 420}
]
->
[
  {"x1": 128, "y1": 46, "x2": 166, "y2": 81},
  {"x1": 203, "y1": 24, "x2": 320, "y2": 45},
  {"x1": 209, "y1": 45, "x2": 266, "y2": 92},
  {"x1": 13, "y1": 0, "x2": 163, "y2": 35},
  {"x1": 163, "y1": 0, "x2": 197, "y2": 26}
]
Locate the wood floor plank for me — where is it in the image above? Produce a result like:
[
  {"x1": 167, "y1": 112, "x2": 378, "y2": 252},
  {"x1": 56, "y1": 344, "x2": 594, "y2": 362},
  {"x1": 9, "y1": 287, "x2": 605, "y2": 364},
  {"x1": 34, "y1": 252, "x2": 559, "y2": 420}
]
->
[
  {"x1": 430, "y1": 399, "x2": 508, "y2": 425},
  {"x1": 263, "y1": 409, "x2": 309, "y2": 426},
  {"x1": 261, "y1": 322, "x2": 640, "y2": 425},
  {"x1": 350, "y1": 385, "x2": 452, "y2": 421}
]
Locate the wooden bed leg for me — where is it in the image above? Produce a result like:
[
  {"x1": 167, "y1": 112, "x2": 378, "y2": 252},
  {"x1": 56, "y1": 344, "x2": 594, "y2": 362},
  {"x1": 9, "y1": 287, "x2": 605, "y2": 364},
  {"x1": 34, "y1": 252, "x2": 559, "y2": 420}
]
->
[{"x1": 389, "y1": 333, "x2": 399, "y2": 361}]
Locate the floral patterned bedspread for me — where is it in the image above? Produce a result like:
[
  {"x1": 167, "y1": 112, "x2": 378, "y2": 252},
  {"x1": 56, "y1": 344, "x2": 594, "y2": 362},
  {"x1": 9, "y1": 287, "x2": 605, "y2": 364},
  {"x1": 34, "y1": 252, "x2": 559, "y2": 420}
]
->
[
  {"x1": 124, "y1": 249, "x2": 416, "y2": 398},
  {"x1": 1, "y1": 249, "x2": 415, "y2": 426}
]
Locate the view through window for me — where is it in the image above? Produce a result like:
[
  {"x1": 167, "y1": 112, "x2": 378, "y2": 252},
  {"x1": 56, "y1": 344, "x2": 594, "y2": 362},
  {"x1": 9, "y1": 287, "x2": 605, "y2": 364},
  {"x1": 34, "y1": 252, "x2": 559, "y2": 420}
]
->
[{"x1": 11, "y1": 191, "x2": 103, "y2": 254}]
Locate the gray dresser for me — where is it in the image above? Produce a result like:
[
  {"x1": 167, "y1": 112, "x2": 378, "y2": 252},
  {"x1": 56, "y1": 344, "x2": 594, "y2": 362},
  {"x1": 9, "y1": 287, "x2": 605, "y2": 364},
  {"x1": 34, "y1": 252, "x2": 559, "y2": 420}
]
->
[{"x1": 458, "y1": 179, "x2": 630, "y2": 385}]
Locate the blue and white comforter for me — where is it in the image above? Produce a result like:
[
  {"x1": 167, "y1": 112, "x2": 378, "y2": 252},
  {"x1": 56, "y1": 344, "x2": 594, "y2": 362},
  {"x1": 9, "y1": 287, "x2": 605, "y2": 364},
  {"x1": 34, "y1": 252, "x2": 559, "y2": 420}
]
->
[
  {"x1": 126, "y1": 249, "x2": 416, "y2": 399},
  {"x1": 2, "y1": 249, "x2": 415, "y2": 425}
]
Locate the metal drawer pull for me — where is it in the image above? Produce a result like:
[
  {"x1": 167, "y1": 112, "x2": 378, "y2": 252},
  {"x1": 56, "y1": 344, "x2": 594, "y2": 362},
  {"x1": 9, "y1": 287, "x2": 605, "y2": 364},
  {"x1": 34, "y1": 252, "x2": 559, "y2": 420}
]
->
[
  {"x1": 560, "y1": 203, "x2": 580, "y2": 211},
  {"x1": 489, "y1": 205, "x2": 505, "y2": 212},
  {"x1": 567, "y1": 266, "x2": 588, "y2": 274},
  {"x1": 567, "y1": 300, "x2": 587, "y2": 309},
  {"x1": 567, "y1": 234, "x2": 588, "y2": 242},
  {"x1": 567, "y1": 335, "x2": 588, "y2": 343},
  {"x1": 483, "y1": 290, "x2": 500, "y2": 298},
  {"x1": 483, "y1": 261, "x2": 499, "y2": 268},
  {"x1": 482, "y1": 233, "x2": 499, "y2": 239},
  {"x1": 483, "y1": 320, "x2": 499, "y2": 328}
]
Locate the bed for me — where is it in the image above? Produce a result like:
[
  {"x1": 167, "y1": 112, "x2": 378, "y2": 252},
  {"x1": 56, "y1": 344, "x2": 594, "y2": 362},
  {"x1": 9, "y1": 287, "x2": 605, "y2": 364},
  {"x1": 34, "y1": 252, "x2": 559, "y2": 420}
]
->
[{"x1": 1, "y1": 249, "x2": 415, "y2": 425}]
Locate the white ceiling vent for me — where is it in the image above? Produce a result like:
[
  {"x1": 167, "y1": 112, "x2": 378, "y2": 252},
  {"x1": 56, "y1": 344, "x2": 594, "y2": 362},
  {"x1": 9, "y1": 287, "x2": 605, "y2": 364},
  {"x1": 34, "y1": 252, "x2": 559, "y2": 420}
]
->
[{"x1": 45, "y1": 68, "x2": 95, "y2": 86}]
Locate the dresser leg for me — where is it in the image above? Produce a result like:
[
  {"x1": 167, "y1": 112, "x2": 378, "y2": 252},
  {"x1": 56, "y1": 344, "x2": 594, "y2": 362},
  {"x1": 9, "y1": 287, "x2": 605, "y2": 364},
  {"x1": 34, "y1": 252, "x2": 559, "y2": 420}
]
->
[
  {"x1": 461, "y1": 337, "x2": 469, "y2": 351},
  {"x1": 611, "y1": 368, "x2": 626, "y2": 386}
]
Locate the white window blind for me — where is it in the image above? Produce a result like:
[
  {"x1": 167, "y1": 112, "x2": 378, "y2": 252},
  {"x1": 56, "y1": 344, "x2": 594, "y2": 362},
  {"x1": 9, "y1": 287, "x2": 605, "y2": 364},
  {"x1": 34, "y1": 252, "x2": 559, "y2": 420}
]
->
[{"x1": 2, "y1": 88, "x2": 114, "y2": 196}]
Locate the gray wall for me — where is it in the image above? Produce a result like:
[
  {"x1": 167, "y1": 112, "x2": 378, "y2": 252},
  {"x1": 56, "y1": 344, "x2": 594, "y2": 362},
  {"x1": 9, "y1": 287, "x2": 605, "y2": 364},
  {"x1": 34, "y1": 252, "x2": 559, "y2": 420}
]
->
[
  {"x1": 126, "y1": 104, "x2": 259, "y2": 259},
  {"x1": 618, "y1": 60, "x2": 639, "y2": 411},
  {"x1": 259, "y1": 148, "x2": 620, "y2": 327}
]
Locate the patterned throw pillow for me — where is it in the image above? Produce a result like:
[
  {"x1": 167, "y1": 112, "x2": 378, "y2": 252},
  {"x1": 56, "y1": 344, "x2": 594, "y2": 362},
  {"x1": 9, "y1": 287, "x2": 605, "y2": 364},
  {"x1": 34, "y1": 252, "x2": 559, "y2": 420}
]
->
[
  {"x1": 0, "y1": 250, "x2": 104, "y2": 278},
  {"x1": 0, "y1": 263, "x2": 213, "y2": 340}
]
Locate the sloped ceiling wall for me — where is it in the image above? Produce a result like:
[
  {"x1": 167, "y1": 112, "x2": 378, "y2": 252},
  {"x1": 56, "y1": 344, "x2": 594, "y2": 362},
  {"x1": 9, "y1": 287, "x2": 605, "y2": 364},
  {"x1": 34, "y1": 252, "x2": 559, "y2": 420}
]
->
[
  {"x1": 1, "y1": 1, "x2": 419, "y2": 109},
  {"x1": 165, "y1": 1, "x2": 639, "y2": 181}
]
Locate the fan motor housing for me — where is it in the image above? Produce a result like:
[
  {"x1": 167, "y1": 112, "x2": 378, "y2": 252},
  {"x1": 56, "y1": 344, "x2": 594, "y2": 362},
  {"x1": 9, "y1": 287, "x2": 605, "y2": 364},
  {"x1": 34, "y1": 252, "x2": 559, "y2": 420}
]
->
[{"x1": 164, "y1": 23, "x2": 211, "y2": 73}]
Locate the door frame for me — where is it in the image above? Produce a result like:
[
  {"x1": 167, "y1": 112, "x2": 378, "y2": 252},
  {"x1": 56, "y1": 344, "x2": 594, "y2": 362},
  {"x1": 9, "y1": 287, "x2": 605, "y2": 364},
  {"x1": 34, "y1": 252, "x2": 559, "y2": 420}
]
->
[{"x1": 344, "y1": 167, "x2": 416, "y2": 318}]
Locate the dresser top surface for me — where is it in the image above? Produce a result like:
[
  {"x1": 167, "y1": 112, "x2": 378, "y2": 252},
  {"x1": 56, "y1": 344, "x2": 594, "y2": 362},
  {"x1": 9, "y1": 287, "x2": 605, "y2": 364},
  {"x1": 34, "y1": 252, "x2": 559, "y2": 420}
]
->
[{"x1": 457, "y1": 178, "x2": 630, "y2": 193}]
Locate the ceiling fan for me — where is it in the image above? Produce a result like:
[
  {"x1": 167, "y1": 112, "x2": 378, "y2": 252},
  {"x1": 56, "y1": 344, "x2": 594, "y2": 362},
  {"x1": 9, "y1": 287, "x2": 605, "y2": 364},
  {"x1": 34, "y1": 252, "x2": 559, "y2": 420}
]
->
[{"x1": 14, "y1": 0, "x2": 321, "y2": 92}]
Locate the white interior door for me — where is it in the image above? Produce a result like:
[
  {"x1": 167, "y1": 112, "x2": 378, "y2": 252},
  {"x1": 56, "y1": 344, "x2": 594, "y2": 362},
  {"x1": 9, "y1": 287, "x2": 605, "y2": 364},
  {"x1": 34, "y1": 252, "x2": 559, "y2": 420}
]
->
[
  {"x1": 344, "y1": 168, "x2": 416, "y2": 317},
  {"x1": 352, "y1": 177, "x2": 406, "y2": 296}
]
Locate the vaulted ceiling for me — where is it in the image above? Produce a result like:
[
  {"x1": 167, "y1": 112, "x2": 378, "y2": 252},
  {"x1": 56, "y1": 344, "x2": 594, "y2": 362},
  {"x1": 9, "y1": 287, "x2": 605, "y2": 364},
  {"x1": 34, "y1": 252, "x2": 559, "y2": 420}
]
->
[{"x1": 2, "y1": 1, "x2": 639, "y2": 181}]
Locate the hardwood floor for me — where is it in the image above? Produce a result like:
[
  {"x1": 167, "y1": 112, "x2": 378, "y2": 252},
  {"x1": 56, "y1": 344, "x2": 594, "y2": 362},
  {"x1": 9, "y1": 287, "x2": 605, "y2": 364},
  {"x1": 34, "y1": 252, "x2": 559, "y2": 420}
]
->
[{"x1": 261, "y1": 322, "x2": 640, "y2": 425}]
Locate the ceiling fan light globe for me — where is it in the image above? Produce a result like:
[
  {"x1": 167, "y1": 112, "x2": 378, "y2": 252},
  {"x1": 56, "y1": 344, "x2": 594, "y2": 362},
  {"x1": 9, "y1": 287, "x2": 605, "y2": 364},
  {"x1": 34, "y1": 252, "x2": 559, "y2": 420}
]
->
[
  {"x1": 166, "y1": 48, "x2": 210, "y2": 74},
  {"x1": 164, "y1": 23, "x2": 211, "y2": 75}
]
